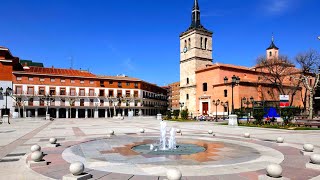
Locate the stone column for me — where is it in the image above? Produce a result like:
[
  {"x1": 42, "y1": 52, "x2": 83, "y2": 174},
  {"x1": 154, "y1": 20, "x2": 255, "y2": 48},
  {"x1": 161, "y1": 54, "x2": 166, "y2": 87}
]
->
[
  {"x1": 105, "y1": 109, "x2": 108, "y2": 118},
  {"x1": 56, "y1": 109, "x2": 59, "y2": 118},
  {"x1": 35, "y1": 109, "x2": 38, "y2": 117},
  {"x1": 85, "y1": 109, "x2": 88, "y2": 118},
  {"x1": 139, "y1": 109, "x2": 142, "y2": 116},
  {"x1": 76, "y1": 109, "x2": 78, "y2": 119},
  {"x1": 23, "y1": 108, "x2": 26, "y2": 118},
  {"x1": 94, "y1": 109, "x2": 98, "y2": 118},
  {"x1": 66, "y1": 109, "x2": 69, "y2": 118}
]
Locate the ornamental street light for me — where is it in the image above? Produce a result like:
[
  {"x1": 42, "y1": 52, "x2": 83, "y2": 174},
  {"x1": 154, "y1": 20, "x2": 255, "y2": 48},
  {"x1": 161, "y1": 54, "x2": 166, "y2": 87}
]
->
[
  {"x1": 220, "y1": 101, "x2": 227, "y2": 120},
  {"x1": 179, "y1": 102, "x2": 184, "y2": 111},
  {"x1": 242, "y1": 97, "x2": 254, "y2": 123},
  {"x1": 212, "y1": 99, "x2": 220, "y2": 122},
  {"x1": 224, "y1": 75, "x2": 240, "y2": 114},
  {"x1": 0, "y1": 87, "x2": 12, "y2": 124},
  {"x1": 42, "y1": 94, "x2": 54, "y2": 117}
]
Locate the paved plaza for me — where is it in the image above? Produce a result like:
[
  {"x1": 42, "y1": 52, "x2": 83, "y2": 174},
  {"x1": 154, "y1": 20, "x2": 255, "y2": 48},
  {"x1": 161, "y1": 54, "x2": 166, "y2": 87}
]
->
[{"x1": 1, "y1": 117, "x2": 320, "y2": 179}]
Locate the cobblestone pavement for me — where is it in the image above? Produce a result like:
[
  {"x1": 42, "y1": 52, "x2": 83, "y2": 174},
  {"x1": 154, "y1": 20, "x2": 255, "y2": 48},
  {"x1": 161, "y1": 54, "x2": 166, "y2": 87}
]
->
[{"x1": 1, "y1": 117, "x2": 320, "y2": 179}]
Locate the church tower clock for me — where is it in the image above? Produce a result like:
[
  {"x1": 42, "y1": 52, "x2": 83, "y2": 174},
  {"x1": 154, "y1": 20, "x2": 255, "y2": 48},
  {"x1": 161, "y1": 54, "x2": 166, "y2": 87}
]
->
[{"x1": 180, "y1": 0, "x2": 213, "y2": 115}]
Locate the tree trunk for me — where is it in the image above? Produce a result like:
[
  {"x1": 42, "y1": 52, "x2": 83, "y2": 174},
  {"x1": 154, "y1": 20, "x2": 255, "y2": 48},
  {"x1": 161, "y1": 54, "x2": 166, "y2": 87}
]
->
[{"x1": 309, "y1": 91, "x2": 314, "y2": 119}]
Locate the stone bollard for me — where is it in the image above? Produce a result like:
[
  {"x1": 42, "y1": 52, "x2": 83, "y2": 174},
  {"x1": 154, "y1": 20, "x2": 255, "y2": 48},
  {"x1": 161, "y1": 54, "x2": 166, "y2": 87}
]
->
[
  {"x1": 208, "y1": 130, "x2": 213, "y2": 134},
  {"x1": 303, "y1": 144, "x2": 314, "y2": 152},
  {"x1": 63, "y1": 162, "x2": 92, "y2": 180},
  {"x1": 276, "y1": 137, "x2": 284, "y2": 143},
  {"x1": 31, "y1": 145, "x2": 41, "y2": 152},
  {"x1": 31, "y1": 151, "x2": 43, "y2": 162},
  {"x1": 166, "y1": 168, "x2": 182, "y2": 180},
  {"x1": 28, "y1": 150, "x2": 47, "y2": 167},
  {"x1": 107, "y1": 130, "x2": 114, "y2": 137},
  {"x1": 244, "y1": 133, "x2": 250, "y2": 138},
  {"x1": 140, "y1": 128, "x2": 145, "y2": 133},
  {"x1": 266, "y1": 164, "x2": 282, "y2": 178},
  {"x1": 176, "y1": 129, "x2": 181, "y2": 133},
  {"x1": 48, "y1": 138, "x2": 60, "y2": 147},
  {"x1": 310, "y1": 154, "x2": 320, "y2": 164}
]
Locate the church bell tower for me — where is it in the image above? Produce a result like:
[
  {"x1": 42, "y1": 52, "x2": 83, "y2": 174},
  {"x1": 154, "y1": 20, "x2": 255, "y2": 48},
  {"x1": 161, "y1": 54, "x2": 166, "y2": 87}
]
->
[{"x1": 180, "y1": 0, "x2": 213, "y2": 115}]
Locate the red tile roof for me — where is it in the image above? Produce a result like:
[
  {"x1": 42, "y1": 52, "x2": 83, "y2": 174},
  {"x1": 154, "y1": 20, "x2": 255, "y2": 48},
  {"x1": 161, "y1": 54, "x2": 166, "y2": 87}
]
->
[{"x1": 14, "y1": 66, "x2": 96, "y2": 77}]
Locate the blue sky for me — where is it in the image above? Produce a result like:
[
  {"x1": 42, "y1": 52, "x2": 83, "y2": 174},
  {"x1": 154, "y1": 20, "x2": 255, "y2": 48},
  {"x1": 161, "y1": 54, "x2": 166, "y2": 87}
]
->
[{"x1": 1, "y1": 0, "x2": 320, "y2": 86}]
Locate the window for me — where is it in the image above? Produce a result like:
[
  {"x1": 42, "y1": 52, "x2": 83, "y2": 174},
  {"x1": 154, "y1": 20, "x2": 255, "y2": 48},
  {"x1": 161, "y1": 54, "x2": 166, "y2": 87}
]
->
[
  {"x1": 109, "y1": 81, "x2": 113, "y2": 85},
  {"x1": 70, "y1": 89, "x2": 76, "y2": 96},
  {"x1": 50, "y1": 78, "x2": 55, "y2": 82},
  {"x1": 200, "y1": 37, "x2": 203, "y2": 48},
  {"x1": 90, "y1": 80, "x2": 94, "y2": 84},
  {"x1": 126, "y1": 82, "x2": 130, "y2": 86},
  {"x1": 27, "y1": 87, "x2": 34, "y2": 95},
  {"x1": 99, "y1": 89, "x2": 105, "y2": 97},
  {"x1": 126, "y1": 90, "x2": 130, "y2": 97},
  {"x1": 60, "y1": 79, "x2": 65, "y2": 83},
  {"x1": 49, "y1": 87, "x2": 56, "y2": 95},
  {"x1": 224, "y1": 89, "x2": 228, "y2": 97},
  {"x1": 71, "y1": 79, "x2": 75, "y2": 83},
  {"x1": 118, "y1": 82, "x2": 122, "y2": 87},
  {"x1": 134, "y1": 91, "x2": 139, "y2": 98},
  {"x1": 28, "y1": 77, "x2": 33, "y2": 81},
  {"x1": 39, "y1": 87, "x2": 45, "y2": 95},
  {"x1": 15, "y1": 86, "x2": 22, "y2": 94},
  {"x1": 89, "y1": 89, "x2": 95, "y2": 96},
  {"x1": 186, "y1": 94, "x2": 189, "y2": 100},
  {"x1": 60, "y1": 88, "x2": 66, "y2": 95},
  {"x1": 108, "y1": 90, "x2": 114, "y2": 97},
  {"x1": 204, "y1": 38, "x2": 207, "y2": 49},
  {"x1": 184, "y1": 40, "x2": 187, "y2": 48},
  {"x1": 117, "y1": 90, "x2": 122, "y2": 97},
  {"x1": 79, "y1": 89, "x2": 85, "y2": 96},
  {"x1": 269, "y1": 51, "x2": 272, "y2": 57},
  {"x1": 80, "y1": 99, "x2": 85, "y2": 106},
  {"x1": 134, "y1": 82, "x2": 138, "y2": 88},
  {"x1": 203, "y1": 83, "x2": 207, "y2": 92},
  {"x1": 100, "y1": 80, "x2": 104, "y2": 87},
  {"x1": 188, "y1": 38, "x2": 191, "y2": 49},
  {"x1": 187, "y1": 78, "x2": 189, "y2": 84},
  {"x1": 16, "y1": 77, "x2": 22, "y2": 81},
  {"x1": 80, "y1": 80, "x2": 84, "y2": 84}
]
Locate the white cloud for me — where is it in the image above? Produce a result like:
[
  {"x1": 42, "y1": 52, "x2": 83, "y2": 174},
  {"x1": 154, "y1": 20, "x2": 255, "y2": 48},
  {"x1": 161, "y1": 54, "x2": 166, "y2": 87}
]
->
[{"x1": 264, "y1": 0, "x2": 290, "y2": 15}]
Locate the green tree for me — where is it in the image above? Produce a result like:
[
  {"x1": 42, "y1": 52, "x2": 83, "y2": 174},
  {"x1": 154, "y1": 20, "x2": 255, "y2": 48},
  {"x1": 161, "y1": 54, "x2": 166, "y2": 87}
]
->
[
  {"x1": 253, "y1": 109, "x2": 265, "y2": 125},
  {"x1": 180, "y1": 109, "x2": 189, "y2": 120},
  {"x1": 166, "y1": 110, "x2": 172, "y2": 119},
  {"x1": 173, "y1": 110, "x2": 180, "y2": 119}
]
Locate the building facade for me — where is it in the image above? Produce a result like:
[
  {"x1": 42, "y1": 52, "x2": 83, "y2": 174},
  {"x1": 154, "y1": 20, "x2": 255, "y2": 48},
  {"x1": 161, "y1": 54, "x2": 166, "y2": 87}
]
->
[
  {"x1": 167, "y1": 82, "x2": 180, "y2": 111},
  {"x1": 179, "y1": 0, "x2": 309, "y2": 117},
  {"x1": 0, "y1": 47, "x2": 168, "y2": 119}
]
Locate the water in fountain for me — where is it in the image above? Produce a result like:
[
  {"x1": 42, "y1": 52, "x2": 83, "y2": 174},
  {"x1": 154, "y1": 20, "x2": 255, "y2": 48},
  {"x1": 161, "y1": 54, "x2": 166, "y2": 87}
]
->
[
  {"x1": 159, "y1": 120, "x2": 167, "y2": 150},
  {"x1": 168, "y1": 128, "x2": 176, "y2": 150}
]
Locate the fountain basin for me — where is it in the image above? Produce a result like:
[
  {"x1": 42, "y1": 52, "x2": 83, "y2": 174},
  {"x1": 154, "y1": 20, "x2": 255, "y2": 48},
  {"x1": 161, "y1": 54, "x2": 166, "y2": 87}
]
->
[{"x1": 132, "y1": 143, "x2": 206, "y2": 155}]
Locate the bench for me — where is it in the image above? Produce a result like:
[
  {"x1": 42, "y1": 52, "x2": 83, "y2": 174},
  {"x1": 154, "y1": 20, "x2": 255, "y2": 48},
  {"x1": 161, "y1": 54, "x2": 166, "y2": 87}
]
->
[{"x1": 293, "y1": 119, "x2": 320, "y2": 128}]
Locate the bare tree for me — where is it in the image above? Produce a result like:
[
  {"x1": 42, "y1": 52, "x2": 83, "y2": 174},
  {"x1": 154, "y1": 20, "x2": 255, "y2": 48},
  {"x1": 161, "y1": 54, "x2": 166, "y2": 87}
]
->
[
  {"x1": 255, "y1": 55, "x2": 303, "y2": 105},
  {"x1": 295, "y1": 49, "x2": 320, "y2": 119}
]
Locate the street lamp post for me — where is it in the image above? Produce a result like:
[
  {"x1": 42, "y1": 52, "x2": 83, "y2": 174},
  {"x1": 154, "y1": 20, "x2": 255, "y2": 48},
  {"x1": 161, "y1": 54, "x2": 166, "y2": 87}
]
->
[
  {"x1": 224, "y1": 75, "x2": 240, "y2": 126},
  {"x1": 43, "y1": 94, "x2": 54, "y2": 118},
  {"x1": 242, "y1": 97, "x2": 254, "y2": 123},
  {"x1": 179, "y1": 102, "x2": 184, "y2": 111},
  {"x1": 220, "y1": 101, "x2": 226, "y2": 120},
  {"x1": 212, "y1": 99, "x2": 220, "y2": 122},
  {"x1": 0, "y1": 87, "x2": 12, "y2": 124},
  {"x1": 224, "y1": 75, "x2": 240, "y2": 114}
]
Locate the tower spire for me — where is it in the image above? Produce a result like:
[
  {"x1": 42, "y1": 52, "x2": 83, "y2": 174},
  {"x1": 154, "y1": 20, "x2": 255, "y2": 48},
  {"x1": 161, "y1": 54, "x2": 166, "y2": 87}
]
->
[
  {"x1": 191, "y1": 0, "x2": 201, "y2": 28},
  {"x1": 267, "y1": 33, "x2": 279, "y2": 50}
]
